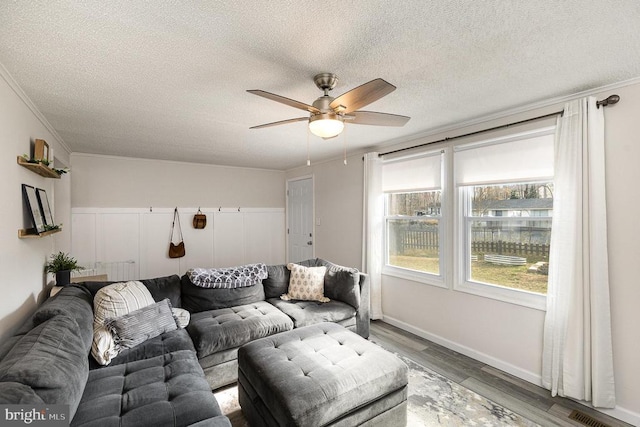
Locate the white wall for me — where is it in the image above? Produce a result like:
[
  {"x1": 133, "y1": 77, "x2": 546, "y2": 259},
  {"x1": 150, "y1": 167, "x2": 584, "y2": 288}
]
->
[
  {"x1": 71, "y1": 153, "x2": 285, "y2": 208},
  {"x1": 0, "y1": 67, "x2": 71, "y2": 340},
  {"x1": 70, "y1": 154, "x2": 287, "y2": 279},
  {"x1": 289, "y1": 82, "x2": 640, "y2": 423},
  {"x1": 286, "y1": 154, "x2": 364, "y2": 270}
]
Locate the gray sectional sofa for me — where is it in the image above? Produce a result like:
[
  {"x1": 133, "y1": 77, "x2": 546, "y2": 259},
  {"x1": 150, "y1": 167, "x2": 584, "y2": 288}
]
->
[
  {"x1": 0, "y1": 258, "x2": 369, "y2": 426},
  {"x1": 183, "y1": 258, "x2": 370, "y2": 389}
]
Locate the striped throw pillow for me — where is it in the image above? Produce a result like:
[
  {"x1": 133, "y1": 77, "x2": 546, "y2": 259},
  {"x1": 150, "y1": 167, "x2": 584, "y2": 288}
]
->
[{"x1": 105, "y1": 299, "x2": 178, "y2": 352}]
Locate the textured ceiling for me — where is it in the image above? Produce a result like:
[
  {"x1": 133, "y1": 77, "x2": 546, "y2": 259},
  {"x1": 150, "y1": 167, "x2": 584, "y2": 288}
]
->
[{"x1": 1, "y1": 1, "x2": 640, "y2": 170}]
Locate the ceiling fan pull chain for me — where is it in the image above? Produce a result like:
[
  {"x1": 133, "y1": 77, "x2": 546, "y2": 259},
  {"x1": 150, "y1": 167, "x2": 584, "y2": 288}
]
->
[
  {"x1": 306, "y1": 127, "x2": 311, "y2": 166},
  {"x1": 343, "y1": 124, "x2": 348, "y2": 165}
]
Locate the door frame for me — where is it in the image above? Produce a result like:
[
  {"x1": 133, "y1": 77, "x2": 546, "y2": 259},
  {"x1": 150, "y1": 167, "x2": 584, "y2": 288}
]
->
[{"x1": 285, "y1": 175, "x2": 315, "y2": 263}]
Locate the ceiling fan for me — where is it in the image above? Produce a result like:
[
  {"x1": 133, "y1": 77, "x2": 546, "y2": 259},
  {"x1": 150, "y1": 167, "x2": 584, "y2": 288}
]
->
[{"x1": 247, "y1": 73, "x2": 410, "y2": 139}]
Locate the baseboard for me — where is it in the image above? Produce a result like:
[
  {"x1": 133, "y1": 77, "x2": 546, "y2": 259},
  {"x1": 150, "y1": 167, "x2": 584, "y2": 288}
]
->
[{"x1": 380, "y1": 315, "x2": 640, "y2": 427}]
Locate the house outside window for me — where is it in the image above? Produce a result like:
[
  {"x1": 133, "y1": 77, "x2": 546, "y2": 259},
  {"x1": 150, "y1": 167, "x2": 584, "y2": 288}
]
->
[{"x1": 463, "y1": 182, "x2": 553, "y2": 295}]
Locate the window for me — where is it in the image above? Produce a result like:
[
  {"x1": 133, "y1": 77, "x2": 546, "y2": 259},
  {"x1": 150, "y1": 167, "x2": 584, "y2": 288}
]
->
[
  {"x1": 379, "y1": 127, "x2": 555, "y2": 308},
  {"x1": 382, "y1": 151, "x2": 444, "y2": 285},
  {"x1": 455, "y1": 128, "x2": 555, "y2": 309},
  {"x1": 463, "y1": 182, "x2": 553, "y2": 294}
]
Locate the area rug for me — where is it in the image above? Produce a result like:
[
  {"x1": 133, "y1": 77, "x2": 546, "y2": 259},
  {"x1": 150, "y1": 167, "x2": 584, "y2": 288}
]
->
[{"x1": 213, "y1": 355, "x2": 539, "y2": 427}]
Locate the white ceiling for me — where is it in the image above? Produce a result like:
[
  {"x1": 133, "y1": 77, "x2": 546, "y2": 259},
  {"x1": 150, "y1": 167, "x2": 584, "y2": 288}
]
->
[{"x1": 1, "y1": 1, "x2": 640, "y2": 170}]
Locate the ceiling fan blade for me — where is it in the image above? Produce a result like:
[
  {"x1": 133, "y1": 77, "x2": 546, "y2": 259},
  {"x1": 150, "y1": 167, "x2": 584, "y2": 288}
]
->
[
  {"x1": 347, "y1": 111, "x2": 410, "y2": 126},
  {"x1": 247, "y1": 90, "x2": 320, "y2": 113},
  {"x1": 330, "y1": 79, "x2": 396, "y2": 114},
  {"x1": 249, "y1": 117, "x2": 309, "y2": 129}
]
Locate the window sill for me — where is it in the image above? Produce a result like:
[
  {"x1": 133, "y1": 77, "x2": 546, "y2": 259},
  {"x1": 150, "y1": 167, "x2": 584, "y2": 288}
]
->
[
  {"x1": 454, "y1": 280, "x2": 547, "y2": 310},
  {"x1": 382, "y1": 265, "x2": 447, "y2": 289}
]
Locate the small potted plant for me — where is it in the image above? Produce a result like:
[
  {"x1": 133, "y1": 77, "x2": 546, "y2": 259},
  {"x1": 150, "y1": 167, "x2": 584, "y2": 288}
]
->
[{"x1": 45, "y1": 252, "x2": 84, "y2": 286}]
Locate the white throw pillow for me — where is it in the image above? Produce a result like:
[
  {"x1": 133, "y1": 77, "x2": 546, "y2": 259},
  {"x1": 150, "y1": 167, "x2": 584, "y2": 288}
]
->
[
  {"x1": 281, "y1": 263, "x2": 330, "y2": 303},
  {"x1": 171, "y1": 307, "x2": 190, "y2": 328},
  {"x1": 91, "y1": 281, "x2": 155, "y2": 365}
]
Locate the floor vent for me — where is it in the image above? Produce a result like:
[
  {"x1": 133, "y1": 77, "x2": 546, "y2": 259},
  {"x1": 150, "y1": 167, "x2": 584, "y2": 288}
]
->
[{"x1": 568, "y1": 410, "x2": 612, "y2": 427}]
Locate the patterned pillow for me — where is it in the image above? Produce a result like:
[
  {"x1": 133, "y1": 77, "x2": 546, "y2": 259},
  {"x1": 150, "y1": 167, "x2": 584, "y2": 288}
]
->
[
  {"x1": 105, "y1": 299, "x2": 178, "y2": 352},
  {"x1": 91, "y1": 281, "x2": 155, "y2": 365},
  {"x1": 281, "y1": 263, "x2": 330, "y2": 303}
]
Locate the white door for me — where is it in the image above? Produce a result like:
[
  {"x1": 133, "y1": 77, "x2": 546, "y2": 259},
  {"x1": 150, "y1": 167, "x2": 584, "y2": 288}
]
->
[{"x1": 287, "y1": 177, "x2": 314, "y2": 263}]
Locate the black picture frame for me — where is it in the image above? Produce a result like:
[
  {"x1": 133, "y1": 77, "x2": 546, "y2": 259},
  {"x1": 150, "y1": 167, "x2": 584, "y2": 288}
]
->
[
  {"x1": 22, "y1": 184, "x2": 45, "y2": 233},
  {"x1": 36, "y1": 188, "x2": 54, "y2": 226}
]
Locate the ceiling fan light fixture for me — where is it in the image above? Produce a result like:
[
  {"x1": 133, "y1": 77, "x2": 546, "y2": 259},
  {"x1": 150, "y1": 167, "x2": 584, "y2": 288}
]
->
[{"x1": 308, "y1": 113, "x2": 344, "y2": 138}]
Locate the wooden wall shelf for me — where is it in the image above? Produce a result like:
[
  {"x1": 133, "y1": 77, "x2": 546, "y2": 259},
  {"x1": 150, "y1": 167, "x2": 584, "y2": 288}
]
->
[
  {"x1": 17, "y1": 156, "x2": 61, "y2": 179},
  {"x1": 18, "y1": 228, "x2": 62, "y2": 239}
]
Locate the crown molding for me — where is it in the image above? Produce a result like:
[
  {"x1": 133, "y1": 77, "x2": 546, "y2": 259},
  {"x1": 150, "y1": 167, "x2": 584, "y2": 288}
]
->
[{"x1": 0, "y1": 61, "x2": 71, "y2": 155}]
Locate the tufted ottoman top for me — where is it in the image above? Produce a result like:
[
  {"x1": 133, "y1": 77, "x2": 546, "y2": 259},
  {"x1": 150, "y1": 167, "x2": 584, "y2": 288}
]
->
[{"x1": 238, "y1": 322, "x2": 408, "y2": 427}]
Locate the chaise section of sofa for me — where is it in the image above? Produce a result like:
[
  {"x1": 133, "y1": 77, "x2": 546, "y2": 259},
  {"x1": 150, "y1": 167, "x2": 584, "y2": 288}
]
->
[
  {"x1": 0, "y1": 282, "x2": 230, "y2": 427},
  {"x1": 72, "y1": 350, "x2": 228, "y2": 427}
]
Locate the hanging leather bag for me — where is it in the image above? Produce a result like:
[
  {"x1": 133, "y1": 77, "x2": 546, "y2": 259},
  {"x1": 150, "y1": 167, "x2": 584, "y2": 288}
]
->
[
  {"x1": 169, "y1": 207, "x2": 186, "y2": 258},
  {"x1": 193, "y1": 208, "x2": 207, "y2": 229}
]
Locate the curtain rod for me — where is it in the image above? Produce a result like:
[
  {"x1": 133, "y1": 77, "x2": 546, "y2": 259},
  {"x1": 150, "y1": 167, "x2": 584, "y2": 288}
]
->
[{"x1": 379, "y1": 94, "x2": 620, "y2": 157}]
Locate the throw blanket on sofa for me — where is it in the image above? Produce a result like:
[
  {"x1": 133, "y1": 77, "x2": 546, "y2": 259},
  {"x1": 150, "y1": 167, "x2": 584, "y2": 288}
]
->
[{"x1": 187, "y1": 263, "x2": 268, "y2": 289}]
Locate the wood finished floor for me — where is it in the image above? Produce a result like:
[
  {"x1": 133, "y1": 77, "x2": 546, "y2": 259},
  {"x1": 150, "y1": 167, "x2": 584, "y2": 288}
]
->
[{"x1": 370, "y1": 320, "x2": 632, "y2": 427}]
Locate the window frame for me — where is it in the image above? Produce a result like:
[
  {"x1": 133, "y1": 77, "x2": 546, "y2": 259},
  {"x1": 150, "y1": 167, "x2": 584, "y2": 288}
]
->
[
  {"x1": 454, "y1": 181, "x2": 551, "y2": 310},
  {"x1": 381, "y1": 149, "x2": 447, "y2": 288}
]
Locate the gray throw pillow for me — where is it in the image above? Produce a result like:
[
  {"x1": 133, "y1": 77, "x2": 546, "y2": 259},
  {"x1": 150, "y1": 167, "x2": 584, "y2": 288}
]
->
[{"x1": 105, "y1": 299, "x2": 178, "y2": 352}]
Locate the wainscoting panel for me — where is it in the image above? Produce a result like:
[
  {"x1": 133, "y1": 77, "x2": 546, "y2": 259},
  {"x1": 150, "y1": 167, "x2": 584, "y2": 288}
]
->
[
  {"x1": 140, "y1": 211, "x2": 180, "y2": 279},
  {"x1": 72, "y1": 207, "x2": 285, "y2": 280},
  {"x1": 213, "y1": 212, "x2": 245, "y2": 268}
]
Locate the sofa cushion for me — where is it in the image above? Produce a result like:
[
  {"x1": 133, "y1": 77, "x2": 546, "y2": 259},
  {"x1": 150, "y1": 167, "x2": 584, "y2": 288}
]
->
[
  {"x1": 317, "y1": 259, "x2": 361, "y2": 310},
  {"x1": 0, "y1": 315, "x2": 89, "y2": 419},
  {"x1": 14, "y1": 285, "x2": 95, "y2": 348},
  {"x1": 187, "y1": 301, "x2": 294, "y2": 359},
  {"x1": 140, "y1": 275, "x2": 183, "y2": 307},
  {"x1": 0, "y1": 382, "x2": 45, "y2": 404},
  {"x1": 91, "y1": 329, "x2": 196, "y2": 369},
  {"x1": 262, "y1": 260, "x2": 315, "y2": 299},
  {"x1": 280, "y1": 263, "x2": 329, "y2": 302},
  {"x1": 79, "y1": 275, "x2": 183, "y2": 308},
  {"x1": 72, "y1": 350, "x2": 230, "y2": 427},
  {"x1": 105, "y1": 299, "x2": 178, "y2": 352},
  {"x1": 267, "y1": 298, "x2": 356, "y2": 329},
  {"x1": 181, "y1": 275, "x2": 265, "y2": 312}
]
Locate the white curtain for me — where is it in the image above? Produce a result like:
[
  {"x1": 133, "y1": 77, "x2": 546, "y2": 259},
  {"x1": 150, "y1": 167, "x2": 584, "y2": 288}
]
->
[
  {"x1": 542, "y1": 97, "x2": 616, "y2": 408},
  {"x1": 362, "y1": 152, "x2": 383, "y2": 319}
]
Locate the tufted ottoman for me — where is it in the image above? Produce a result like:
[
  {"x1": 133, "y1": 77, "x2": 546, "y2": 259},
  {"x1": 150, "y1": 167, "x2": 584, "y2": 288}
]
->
[{"x1": 238, "y1": 322, "x2": 408, "y2": 426}]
